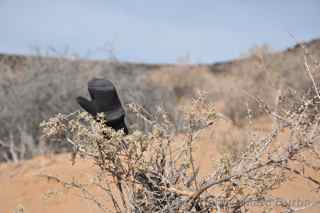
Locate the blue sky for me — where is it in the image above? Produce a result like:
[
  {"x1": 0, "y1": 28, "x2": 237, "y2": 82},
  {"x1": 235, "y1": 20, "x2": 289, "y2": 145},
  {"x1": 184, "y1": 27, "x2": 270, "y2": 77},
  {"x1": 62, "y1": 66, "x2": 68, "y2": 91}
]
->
[{"x1": 1, "y1": 0, "x2": 319, "y2": 63}]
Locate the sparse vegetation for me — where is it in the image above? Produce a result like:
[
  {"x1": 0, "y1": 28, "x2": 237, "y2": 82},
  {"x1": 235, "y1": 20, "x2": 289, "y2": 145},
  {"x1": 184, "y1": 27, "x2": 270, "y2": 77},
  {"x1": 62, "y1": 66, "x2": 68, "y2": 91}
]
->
[
  {"x1": 1, "y1": 39, "x2": 320, "y2": 212},
  {"x1": 40, "y1": 48, "x2": 320, "y2": 211}
]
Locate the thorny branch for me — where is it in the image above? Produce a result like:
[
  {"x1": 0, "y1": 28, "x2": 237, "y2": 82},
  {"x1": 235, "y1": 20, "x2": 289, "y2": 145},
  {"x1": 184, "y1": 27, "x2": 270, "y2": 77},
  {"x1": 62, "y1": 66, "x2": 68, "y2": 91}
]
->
[{"x1": 40, "y1": 54, "x2": 320, "y2": 212}]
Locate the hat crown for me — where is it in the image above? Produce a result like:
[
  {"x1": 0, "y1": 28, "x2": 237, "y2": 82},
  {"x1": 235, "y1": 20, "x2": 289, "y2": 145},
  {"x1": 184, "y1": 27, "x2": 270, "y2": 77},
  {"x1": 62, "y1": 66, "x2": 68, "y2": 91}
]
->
[
  {"x1": 88, "y1": 78, "x2": 114, "y2": 91},
  {"x1": 87, "y1": 78, "x2": 125, "y2": 120}
]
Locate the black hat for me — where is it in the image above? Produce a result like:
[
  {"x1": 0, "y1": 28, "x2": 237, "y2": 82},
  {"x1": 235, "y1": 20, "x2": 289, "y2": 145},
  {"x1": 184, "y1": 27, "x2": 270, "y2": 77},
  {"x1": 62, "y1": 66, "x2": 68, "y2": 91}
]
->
[{"x1": 77, "y1": 78, "x2": 128, "y2": 134}]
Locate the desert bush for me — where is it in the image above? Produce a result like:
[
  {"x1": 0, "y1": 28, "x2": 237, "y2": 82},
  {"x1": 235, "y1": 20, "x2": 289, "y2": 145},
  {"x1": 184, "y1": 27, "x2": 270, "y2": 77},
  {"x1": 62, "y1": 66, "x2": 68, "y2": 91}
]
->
[{"x1": 41, "y1": 51, "x2": 320, "y2": 213}]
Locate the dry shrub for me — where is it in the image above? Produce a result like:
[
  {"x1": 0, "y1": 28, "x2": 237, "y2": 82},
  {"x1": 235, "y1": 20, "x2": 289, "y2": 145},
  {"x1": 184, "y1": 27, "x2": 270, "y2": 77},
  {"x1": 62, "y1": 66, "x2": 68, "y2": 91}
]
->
[
  {"x1": 41, "y1": 91, "x2": 217, "y2": 212},
  {"x1": 41, "y1": 50, "x2": 320, "y2": 213}
]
